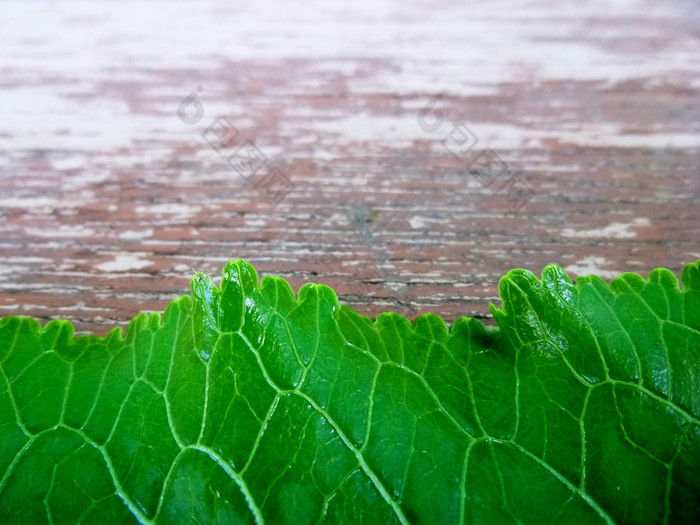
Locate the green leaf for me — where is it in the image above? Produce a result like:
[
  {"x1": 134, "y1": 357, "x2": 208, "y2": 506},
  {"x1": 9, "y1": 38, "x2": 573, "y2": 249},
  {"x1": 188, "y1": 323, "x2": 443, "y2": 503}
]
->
[{"x1": 1, "y1": 260, "x2": 699, "y2": 524}]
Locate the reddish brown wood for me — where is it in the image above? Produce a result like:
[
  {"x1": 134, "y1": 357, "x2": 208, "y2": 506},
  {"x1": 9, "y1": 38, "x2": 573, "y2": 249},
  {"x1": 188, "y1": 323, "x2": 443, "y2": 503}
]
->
[{"x1": 1, "y1": 1, "x2": 698, "y2": 335}]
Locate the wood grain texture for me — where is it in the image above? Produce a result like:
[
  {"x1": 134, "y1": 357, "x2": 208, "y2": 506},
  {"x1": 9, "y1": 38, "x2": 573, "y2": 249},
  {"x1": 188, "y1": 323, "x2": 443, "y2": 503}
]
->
[{"x1": 1, "y1": 0, "x2": 698, "y2": 335}]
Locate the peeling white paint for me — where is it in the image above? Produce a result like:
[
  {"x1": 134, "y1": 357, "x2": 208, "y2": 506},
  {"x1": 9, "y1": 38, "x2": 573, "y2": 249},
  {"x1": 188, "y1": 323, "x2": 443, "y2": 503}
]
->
[
  {"x1": 430, "y1": 123, "x2": 700, "y2": 151},
  {"x1": 409, "y1": 216, "x2": 449, "y2": 229},
  {"x1": 565, "y1": 256, "x2": 621, "y2": 279},
  {"x1": 311, "y1": 114, "x2": 428, "y2": 145},
  {"x1": 174, "y1": 263, "x2": 197, "y2": 274},
  {"x1": 561, "y1": 218, "x2": 650, "y2": 239},
  {"x1": 0, "y1": 197, "x2": 60, "y2": 209},
  {"x1": 95, "y1": 254, "x2": 153, "y2": 272},
  {"x1": 134, "y1": 203, "x2": 202, "y2": 220},
  {"x1": 50, "y1": 153, "x2": 86, "y2": 171},
  {"x1": 120, "y1": 229, "x2": 154, "y2": 240},
  {"x1": 31, "y1": 225, "x2": 96, "y2": 238},
  {"x1": 245, "y1": 218, "x2": 267, "y2": 228},
  {"x1": 1, "y1": 0, "x2": 695, "y2": 155}
]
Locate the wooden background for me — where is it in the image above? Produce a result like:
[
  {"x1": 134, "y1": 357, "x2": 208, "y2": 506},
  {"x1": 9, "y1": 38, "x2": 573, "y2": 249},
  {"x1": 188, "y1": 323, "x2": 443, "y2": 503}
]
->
[{"x1": 1, "y1": 0, "x2": 698, "y2": 335}]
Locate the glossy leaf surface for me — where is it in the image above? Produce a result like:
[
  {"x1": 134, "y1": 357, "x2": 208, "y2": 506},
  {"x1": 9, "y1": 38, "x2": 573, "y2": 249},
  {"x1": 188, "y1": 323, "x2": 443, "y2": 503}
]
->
[{"x1": 1, "y1": 260, "x2": 699, "y2": 524}]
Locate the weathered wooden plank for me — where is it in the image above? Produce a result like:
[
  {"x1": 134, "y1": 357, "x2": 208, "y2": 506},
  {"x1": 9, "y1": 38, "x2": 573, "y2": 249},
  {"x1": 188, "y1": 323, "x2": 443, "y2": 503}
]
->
[{"x1": 0, "y1": 0, "x2": 698, "y2": 334}]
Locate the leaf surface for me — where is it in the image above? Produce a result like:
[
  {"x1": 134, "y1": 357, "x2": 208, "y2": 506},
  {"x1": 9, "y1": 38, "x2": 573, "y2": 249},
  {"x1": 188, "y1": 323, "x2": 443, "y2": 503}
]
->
[{"x1": 1, "y1": 260, "x2": 699, "y2": 524}]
